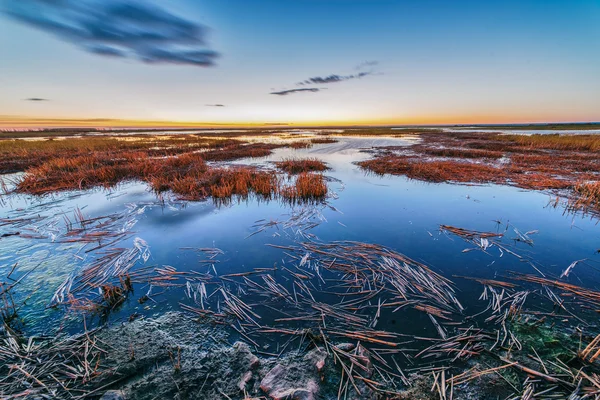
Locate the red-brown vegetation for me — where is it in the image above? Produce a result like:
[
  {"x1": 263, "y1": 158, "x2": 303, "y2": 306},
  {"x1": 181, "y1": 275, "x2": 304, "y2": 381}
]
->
[
  {"x1": 11, "y1": 137, "x2": 329, "y2": 203},
  {"x1": 201, "y1": 143, "x2": 284, "y2": 161},
  {"x1": 420, "y1": 147, "x2": 503, "y2": 159},
  {"x1": 571, "y1": 181, "x2": 600, "y2": 210},
  {"x1": 359, "y1": 131, "x2": 600, "y2": 213},
  {"x1": 288, "y1": 141, "x2": 312, "y2": 149},
  {"x1": 310, "y1": 137, "x2": 339, "y2": 144},
  {"x1": 359, "y1": 156, "x2": 506, "y2": 184},
  {"x1": 0, "y1": 135, "x2": 241, "y2": 174},
  {"x1": 274, "y1": 158, "x2": 329, "y2": 174},
  {"x1": 280, "y1": 173, "x2": 328, "y2": 202},
  {"x1": 3, "y1": 133, "x2": 330, "y2": 201}
]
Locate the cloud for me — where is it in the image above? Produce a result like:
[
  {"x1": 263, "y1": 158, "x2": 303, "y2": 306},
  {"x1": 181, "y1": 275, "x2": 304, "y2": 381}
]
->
[
  {"x1": 270, "y1": 88, "x2": 321, "y2": 96},
  {"x1": 205, "y1": 104, "x2": 225, "y2": 107},
  {"x1": 3, "y1": 0, "x2": 219, "y2": 67},
  {"x1": 298, "y1": 71, "x2": 373, "y2": 86},
  {"x1": 25, "y1": 98, "x2": 49, "y2": 101},
  {"x1": 355, "y1": 60, "x2": 379, "y2": 70}
]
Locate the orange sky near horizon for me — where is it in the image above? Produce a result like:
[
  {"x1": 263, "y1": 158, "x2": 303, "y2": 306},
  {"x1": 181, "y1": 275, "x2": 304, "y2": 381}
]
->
[{"x1": 1, "y1": 114, "x2": 599, "y2": 130}]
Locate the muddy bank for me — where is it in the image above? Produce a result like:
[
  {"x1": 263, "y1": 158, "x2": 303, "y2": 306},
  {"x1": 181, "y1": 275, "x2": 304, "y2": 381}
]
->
[
  {"x1": 93, "y1": 312, "x2": 375, "y2": 400},
  {"x1": 89, "y1": 312, "x2": 548, "y2": 400}
]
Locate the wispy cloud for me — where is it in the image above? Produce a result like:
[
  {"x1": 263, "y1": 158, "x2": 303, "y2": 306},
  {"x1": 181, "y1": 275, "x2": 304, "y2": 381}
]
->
[
  {"x1": 205, "y1": 104, "x2": 225, "y2": 107},
  {"x1": 3, "y1": 0, "x2": 219, "y2": 67},
  {"x1": 355, "y1": 60, "x2": 379, "y2": 70},
  {"x1": 292, "y1": 61, "x2": 380, "y2": 88},
  {"x1": 25, "y1": 98, "x2": 49, "y2": 101},
  {"x1": 270, "y1": 88, "x2": 322, "y2": 96},
  {"x1": 297, "y1": 71, "x2": 373, "y2": 86}
]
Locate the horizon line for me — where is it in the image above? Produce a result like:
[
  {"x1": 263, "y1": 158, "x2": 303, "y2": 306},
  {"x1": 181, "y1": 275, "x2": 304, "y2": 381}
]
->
[{"x1": 1, "y1": 116, "x2": 599, "y2": 131}]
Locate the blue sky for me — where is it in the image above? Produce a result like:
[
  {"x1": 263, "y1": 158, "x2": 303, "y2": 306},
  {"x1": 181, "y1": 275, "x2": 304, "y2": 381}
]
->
[{"x1": 0, "y1": 0, "x2": 599, "y2": 127}]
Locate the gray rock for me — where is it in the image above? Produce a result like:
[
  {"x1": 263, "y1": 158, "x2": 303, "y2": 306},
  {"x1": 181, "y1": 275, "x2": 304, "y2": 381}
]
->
[
  {"x1": 260, "y1": 361, "x2": 320, "y2": 400},
  {"x1": 100, "y1": 390, "x2": 125, "y2": 400}
]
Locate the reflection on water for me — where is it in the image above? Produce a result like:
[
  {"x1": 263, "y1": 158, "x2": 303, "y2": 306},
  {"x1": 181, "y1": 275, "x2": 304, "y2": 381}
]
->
[{"x1": 1, "y1": 135, "x2": 600, "y2": 341}]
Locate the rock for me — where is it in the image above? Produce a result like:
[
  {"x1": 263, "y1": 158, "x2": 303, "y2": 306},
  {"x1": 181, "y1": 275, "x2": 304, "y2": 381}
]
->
[
  {"x1": 238, "y1": 370, "x2": 253, "y2": 391},
  {"x1": 335, "y1": 343, "x2": 356, "y2": 352},
  {"x1": 260, "y1": 364, "x2": 319, "y2": 400},
  {"x1": 233, "y1": 341, "x2": 260, "y2": 369},
  {"x1": 271, "y1": 386, "x2": 317, "y2": 400},
  {"x1": 260, "y1": 364, "x2": 285, "y2": 393},
  {"x1": 100, "y1": 390, "x2": 126, "y2": 400},
  {"x1": 303, "y1": 348, "x2": 327, "y2": 372}
]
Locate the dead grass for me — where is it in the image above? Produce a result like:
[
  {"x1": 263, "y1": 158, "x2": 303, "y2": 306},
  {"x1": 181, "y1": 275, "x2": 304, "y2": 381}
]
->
[
  {"x1": 14, "y1": 146, "x2": 329, "y2": 203},
  {"x1": 0, "y1": 135, "x2": 291, "y2": 175},
  {"x1": 274, "y1": 158, "x2": 329, "y2": 174},
  {"x1": 571, "y1": 181, "x2": 600, "y2": 210},
  {"x1": 2, "y1": 132, "x2": 336, "y2": 202},
  {"x1": 202, "y1": 143, "x2": 283, "y2": 161},
  {"x1": 288, "y1": 141, "x2": 313, "y2": 149},
  {"x1": 359, "y1": 156, "x2": 506, "y2": 184},
  {"x1": 421, "y1": 147, "x2": 503, "y2": 159},
  {"x1": 358, "y1": 131, "x2": 600, "y2": 214},
  {"x1": 0, "y1": 135, "x2": 235, "y2": 173},
  {"x1": 280, "y1": 173, "x2": 328, "y2": 202},
  {"x1": 310, "y1": 137, "x2": 339, "y2": 144},
  {"x1": 498, "y1": 134, "x2": 600, "y2": 152}
]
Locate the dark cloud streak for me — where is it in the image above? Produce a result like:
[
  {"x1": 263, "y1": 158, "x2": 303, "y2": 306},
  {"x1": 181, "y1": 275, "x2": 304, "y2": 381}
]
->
[
  {"x1": 298, "y1": 71, "x2": 374, "y2": 86},
  {"x1": 3, "y1": 0, "x2": 219, "y2": 67},
  {"x1": 25, "y1": 98, "x2": 49, "y2": 101},
  {"x1": 270, "y1": 88, "x2": 321, "y2": 96}
]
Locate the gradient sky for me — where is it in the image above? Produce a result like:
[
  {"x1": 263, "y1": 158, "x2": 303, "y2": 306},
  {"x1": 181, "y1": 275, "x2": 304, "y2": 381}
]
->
[{"x1": 1, "y1": 0, "x2": 599, "y2": 127}]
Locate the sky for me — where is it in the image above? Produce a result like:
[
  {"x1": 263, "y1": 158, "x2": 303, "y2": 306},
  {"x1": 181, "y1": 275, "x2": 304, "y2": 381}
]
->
[{"x1": 0, "y1": 0, "x2": 599, "y2": 128}]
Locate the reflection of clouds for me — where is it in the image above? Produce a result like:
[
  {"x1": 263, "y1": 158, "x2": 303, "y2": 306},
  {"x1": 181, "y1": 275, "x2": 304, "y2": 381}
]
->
[{"x1": 4, "y1": 0, "x2": 219, "y2": 67}]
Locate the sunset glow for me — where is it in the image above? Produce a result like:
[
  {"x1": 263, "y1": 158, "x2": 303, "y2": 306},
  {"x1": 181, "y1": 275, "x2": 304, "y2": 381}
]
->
[{"x1": 1, "y1": 0, "x2": 599, "y2": 129}]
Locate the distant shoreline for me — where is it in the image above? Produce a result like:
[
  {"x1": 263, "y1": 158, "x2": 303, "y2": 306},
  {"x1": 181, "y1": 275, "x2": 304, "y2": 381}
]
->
[{"x1": 1, "y1": 122, "x2": 599, "y2": 139}]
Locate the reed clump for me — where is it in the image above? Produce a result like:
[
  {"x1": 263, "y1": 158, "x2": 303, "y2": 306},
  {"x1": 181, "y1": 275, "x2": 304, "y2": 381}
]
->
[
  {"x1": 0, "y1": 135, "x2": 289, "y2": 175},
  {"x1": 359, "y1": 130, "x2": 600, "y2": 214},
  {"x1": 498, "y1": 134, "x2": 600, "y2": 152},
  {"x1": 14, "y1": 149, "x2": 332, "y2": 203},
  {"x1": 359, "y1": 156, "x2": 506, "y2": 184},
  {"x1": 0, "y1": 135, "x2": 240, "y2": 174},
  {"x1": 280, "y1": 173, "x2": 328, "y2": 202},
  {"x1": 288, "y1": 141, "x2": 312, "y2": 149},
  {"x1": 421, "y1": 147, "x2": 503, "y2": 159},
  {"x1": 571, "y1": 181, "x2": 600, "y2": 210},
  {"x1": 310, "y1": 137, "x2": 339, "y2": 144},
  {"x1": 201, "y1": 143, "x2": 283, "y2": 161},
  {"x1": 274, "y1": 158, "x2": 329, "y2": 174}
]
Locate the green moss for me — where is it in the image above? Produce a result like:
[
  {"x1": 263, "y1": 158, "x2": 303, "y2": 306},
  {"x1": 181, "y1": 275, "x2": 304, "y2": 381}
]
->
[{"x1": 512, "y1": 321, "x2": 578, "y2": 361}]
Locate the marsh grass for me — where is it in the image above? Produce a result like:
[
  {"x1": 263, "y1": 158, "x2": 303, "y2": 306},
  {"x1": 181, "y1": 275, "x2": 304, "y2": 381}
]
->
[
  {"x1": 572, "y1": 181, "x2": 600, "y2": 210},
  {"x1": 274, "y1": 158, "x2": 329, "y2": 174},
  {"x1": 288, "y1": 141, "x2": 312, "y2": 149},
  {"x1": 359, "y1": 131, "x2": 600, "y2": 214},
  {"x1": 498, "y1": 134, "x2": 600, "y2": 152},
  {"x1": 310, "y1": 137, "x2": 339, "y2": 144},
  {"x1": 359, "y1": 156, "x2": 506, "y2": 184},
  {"x1": 280, "y1": 173, "x2": 328, "y2": 202},
  {"x1": 4, "y1": 133, "x2": 332, "y2": 201}
]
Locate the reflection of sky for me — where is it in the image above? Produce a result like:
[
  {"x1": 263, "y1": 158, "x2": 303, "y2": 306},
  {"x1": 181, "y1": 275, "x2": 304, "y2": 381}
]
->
[
  {"x1": 2, "y1": 137, "x2": 600, "y2": 336},
  {"x1": 1, "y1": 0, "x2": 599, "y2": 126}
]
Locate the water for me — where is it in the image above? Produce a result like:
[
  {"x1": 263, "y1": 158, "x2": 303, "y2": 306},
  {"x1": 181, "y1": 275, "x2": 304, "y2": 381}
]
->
[
  {"x1": 1, "y1": 135, "x2": 599, "y2": 343},
  {"x1": 440, "y1": 127, "x2": 600, "y2": 135}
]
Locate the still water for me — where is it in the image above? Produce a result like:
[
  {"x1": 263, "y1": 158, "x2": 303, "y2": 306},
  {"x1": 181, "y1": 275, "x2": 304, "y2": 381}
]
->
[{"x1": 1, "y1": 136, "x2": 599, "y2": 342}]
